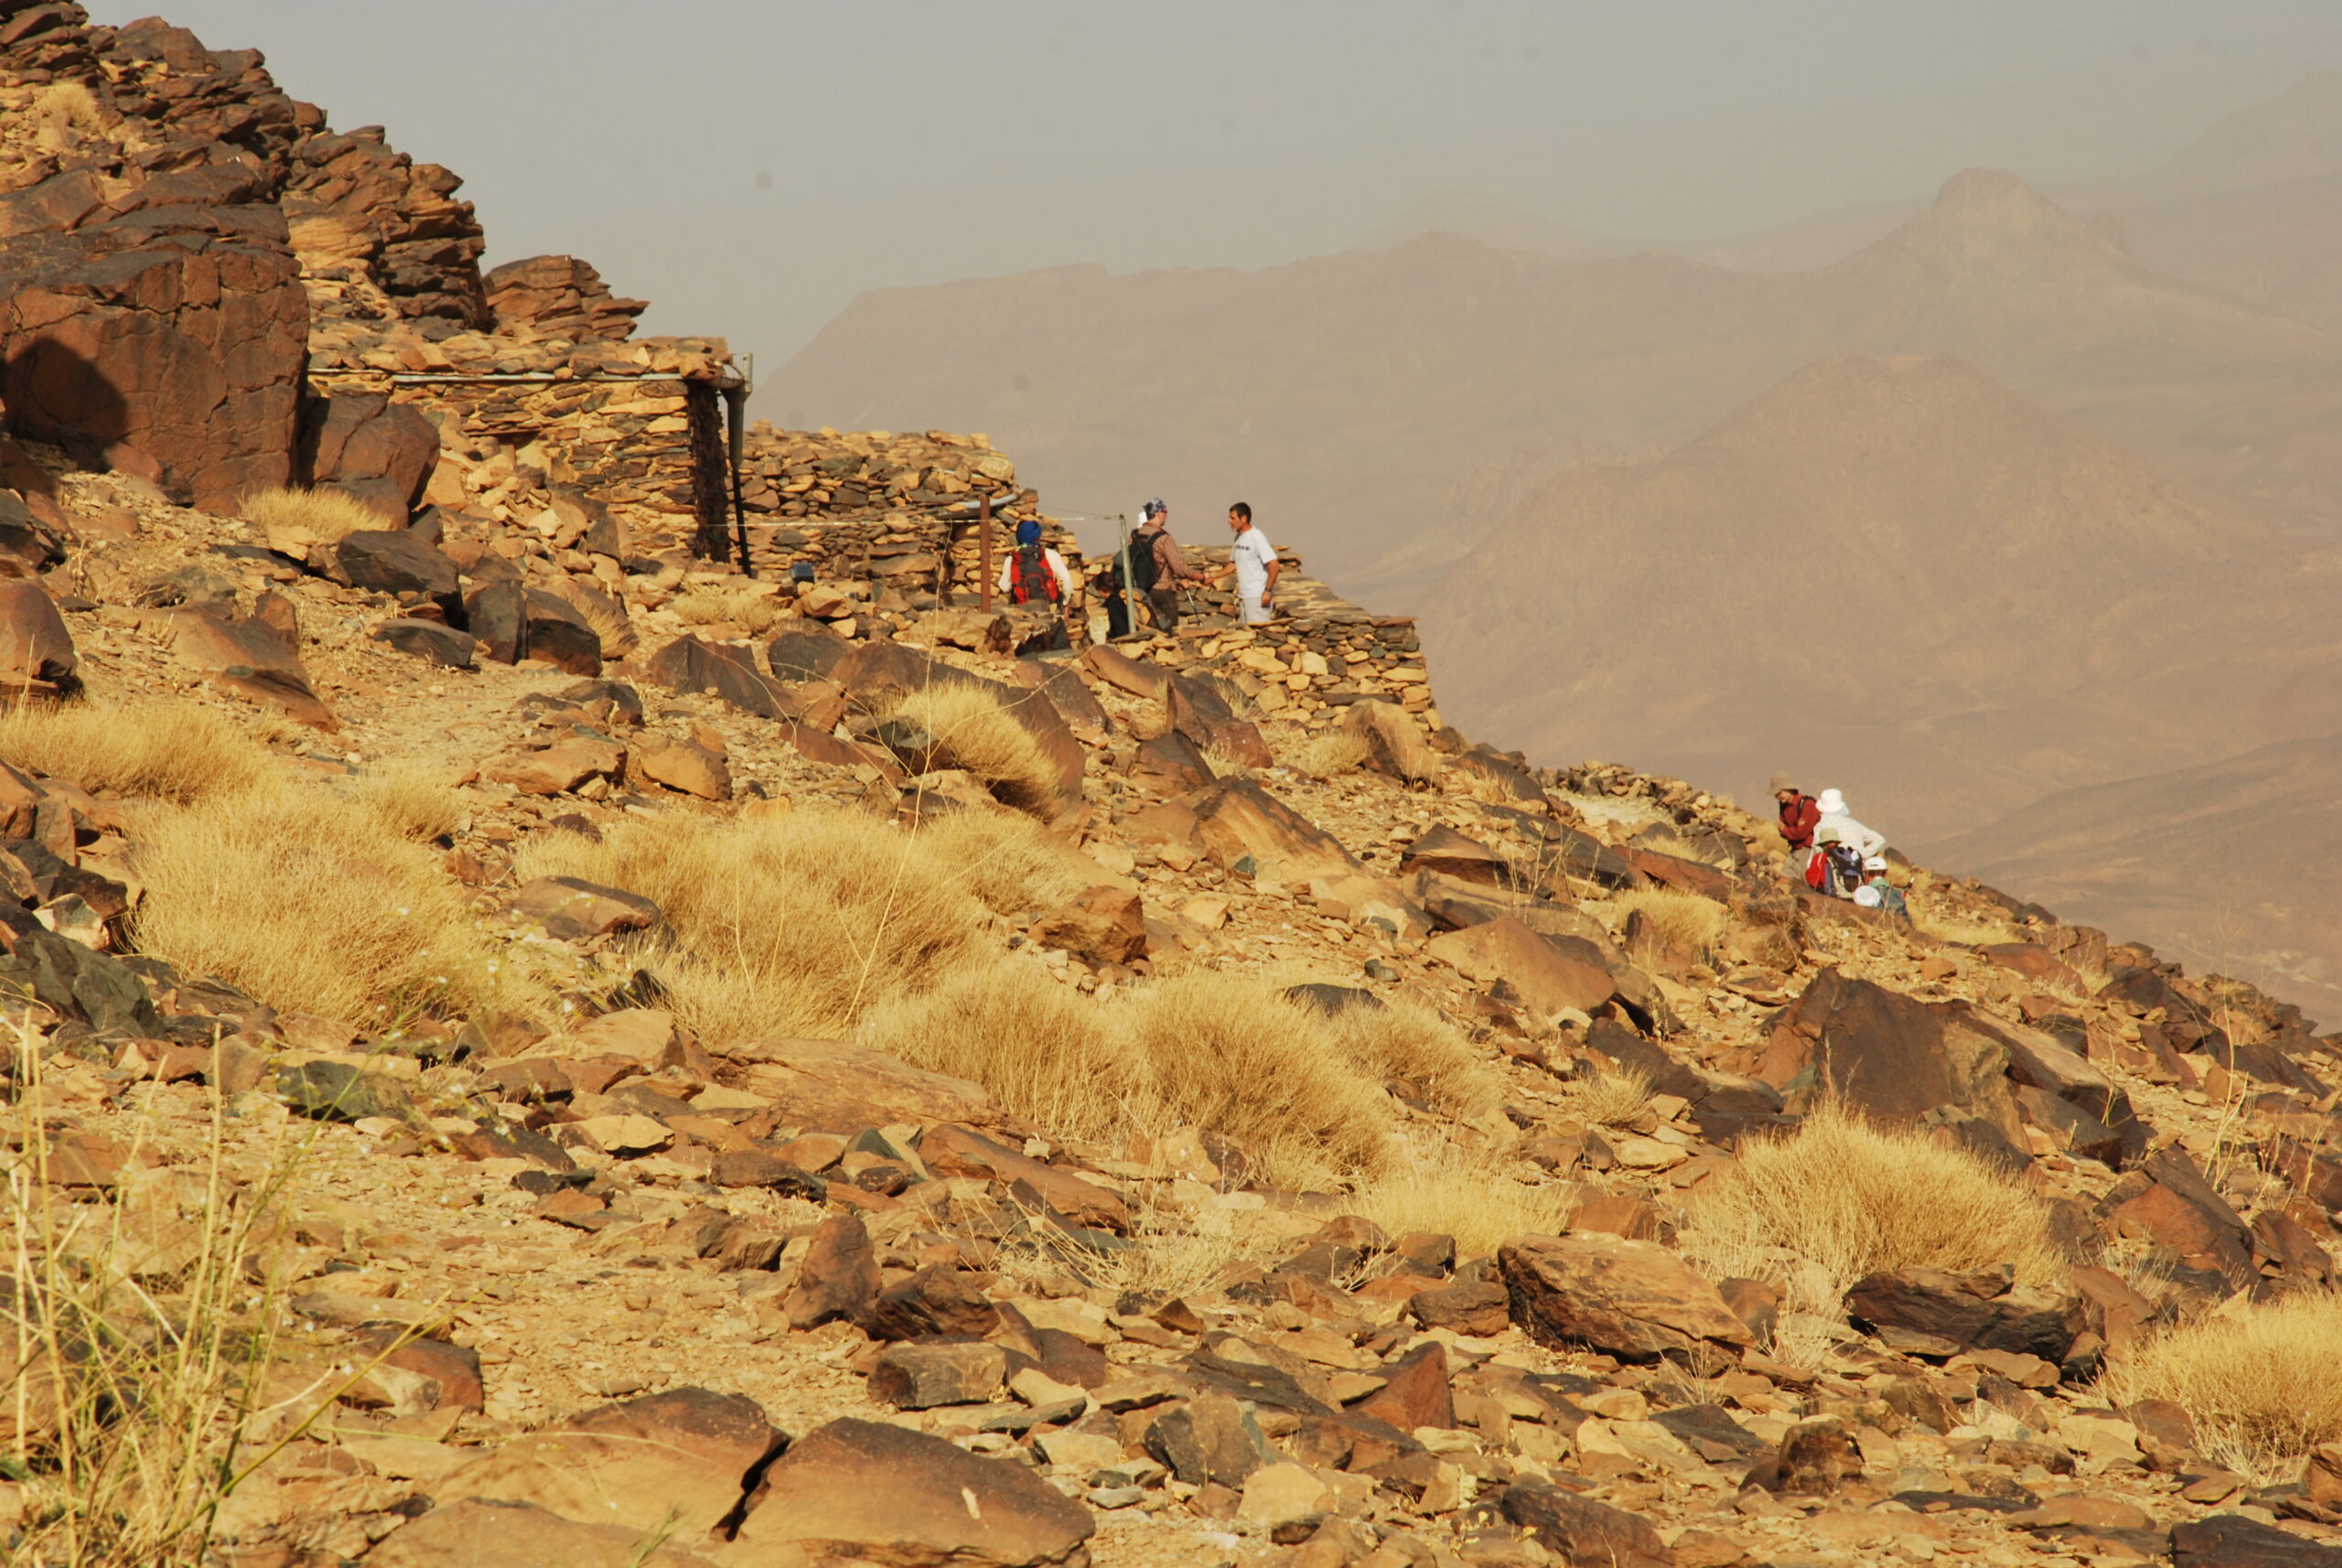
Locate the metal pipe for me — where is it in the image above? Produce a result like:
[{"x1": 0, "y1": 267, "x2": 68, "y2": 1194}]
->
[
  {"x1": 306, "y1": 369, "x2": 747, "y2": 387},
  {"x1": 979, "y1": 494, "x2": 994, "y2": 612}
]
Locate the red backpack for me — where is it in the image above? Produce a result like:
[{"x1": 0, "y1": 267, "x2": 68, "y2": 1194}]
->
[
  {"x1": 1802, "y1": 848, "x2": 1828, "y2": 889},
  {"x1": 1009, "y1": 543, "x2": 1061, "y2": 605}
]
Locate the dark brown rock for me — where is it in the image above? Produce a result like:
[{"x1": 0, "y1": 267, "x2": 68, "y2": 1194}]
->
[
  {"x1": 1351, "y1": 1340, "x2": 1453, "y2": 1431},
  {"x1": 1144, "y1": 1392, "x2": 1277, "y2": 1486},
  {"x1": 296, "y1": 392, "x2": 438, "y2": 522},
  {"x1": 1027, "y1": 885, "x2": 1148, "y2": 966},
  {"x1": 1427, "y1": 915, "x2": 1617, "y2": 1016},
  {"x1": 1406, "y1": 1272, "x2": 1510, "y2": 1337},
  {"x1": 2171, "y1": 1514, "x2": 2342, "y2": 1567},
  {"x1": 371, "y1": 616, "x2": 476, "y2": 668},
  {"x1": 868, "y1": 1341, "x2": 1010, "y2": 1410},
  {"x1": 1499, "y1": 1476, "x2": 1674, "y2": 1567},
  {"x1": 330, "y1": 529, "x2": 458, "y2": 606},
  {"x1": 1189, "y1": 777, "x2": 1360, "y2": 883},
  {"x1": 1756, "y1": 967, "x2": 2023, "y2": 1140},
  {"x1": 521, "y1": 588, "x2": 601, "y2": 676},
  {"x1": 784, "y1": 1214, "x2": 879, "y2": 1329},
  {"x1": 650, "y1": 633, "x2": 791, "y2": 717},
  {"x1": 1775, "y1": 1415, "x2": 1863, "y2": 1496},
  {"x1": 736, "y1": 1416, "x2": 1093, "y2": 1566},
  {"x1": 1844, "y1": 1269, "x2": 2088, "y2": 1361},
  {"x1": 917, "y1": 1122, "x2": 1128, "y2": 1233},
  {"x1": 0, "y1": 579, "x2": 76, "y2": 690},
  {"x1": 867, "y1": 1265, "x2": 1001, "y2": 1342}
]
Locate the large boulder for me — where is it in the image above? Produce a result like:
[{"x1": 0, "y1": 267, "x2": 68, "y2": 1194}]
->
[
  {"x1": 1843, "y1": 1268, "x2": 2088, "y2": 1360},
  {"x1": 733, "y1": 1417, "x2": 1094, "y2": 1568},
  {"x1": 1499, "y1": 1477, "x2": 1674, "y2": 1568},
  {"x1": 1499, "y1": 1234, "x2": 1753, "y2": 1362},
  {"x1": 1755, "y1": 968, "x2": 2024, "y2": 1143},
  {"x1": 0, "y1": 580, "x2": 77, "y2": 692},
  {"x1": 1188, "y1": 777, "x2": 1359, "y2": 884},
  {"x1": 0, "y1": 163, "x2": 308, "y2": 511},
  {"x1": 648, "y1": 634, "x2": 791, "y2": 717},
  {"x1": 296, "y1": 392, "x2": 438, "y2": 522},
  {"x1": 1427, "y1": 915, "x2": 1617, "y2": 1016},
  {"x1": 166, "y1": 605, "x2": 336, "y2": 729}
]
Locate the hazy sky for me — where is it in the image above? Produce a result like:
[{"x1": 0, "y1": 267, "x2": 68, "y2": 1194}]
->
[{"x1": 114, "y1": 1, "x2": 2342, "y2": 372}]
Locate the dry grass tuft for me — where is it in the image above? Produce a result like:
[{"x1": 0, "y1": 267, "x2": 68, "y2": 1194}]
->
[
  {"x1": 996, "y1": 1187, "x2": 1275, "y2": 1303},
  {"x1": 858, "y1": 958, "x2": 1137, "y2": 1135},
  {"x1": 0, "y1": 701, "x2": 270, "y2": 803},
  {"x1": 1325, "y1": 998, "x2": 1498, "y2": 1120},
  {"x1": 0, "y1": 1028, "x2": 356, "y2": 1566},
  {"x1": 879, "y1": 682, "x2": 1063, "y2": 816},
  {"x1": 1199, "y1": 746, "x2": 1258, "y2": 779},
  {"x1": 1348, "y1": 1138, "x2": 1569, "y2": 1258},
  {"x1": 1289, "y1": 728, "x2": 1372, "y2": 778},
  {"x1": 239, "y1": 485, "x2": 384, "y2": 545},
  {"x1": 1556, "y1": 1065, "x2": 1654, "y2": 1128},
  {"x1": 516, "y1": 807, "x2": 1077, "y2": 1042},
  {"x1": 345, "y1": 763, "x2": 466, "y2": 842},
  {"x1": 1113, "y1": 974, "x2": 1397, "y2": 1191},
  {"x1": 570, "y1": 592, "x2": 636, "y2": 656},
  {"x1": 1681, "y1": 1102, "x2": 2064, "y2": 1348},
  {"x1": 2103, "y1": 1291, "x2": 2342, "y2": 1474},
  {"x1": 37, "y1": 81, "x2": 105, "y2": 133},
  {"x1": 670, "y1": 585, "x2": 796, "y2": 636},
  {"x1": 130, "y1": 778, "x2": 532, "y2": 1025},
  {"x1": 1611, "y1": 886, "x2": 1728, "y2": 956}
]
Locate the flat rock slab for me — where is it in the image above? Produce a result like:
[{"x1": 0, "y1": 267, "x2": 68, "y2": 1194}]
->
[
  {"x1": 1499, "y1": 1476, "x2": 1674, "y2": 1567},
  {"x1": 735, "y1": 1416, "x2": 1094, "y2": 1567},
  {"x1": 433, "y1": 1386, "x2": 784, "y2": 1540},
  {"x1": 1499, "y1": 1233, "x2": 1752, "y2": 1362},
  {"x1": 369, "y1": 1498, "x2": 722, "y2": 1568},
  {"x1": 1428, "y1": 915, "x2": 1617, "y2": 1016}
]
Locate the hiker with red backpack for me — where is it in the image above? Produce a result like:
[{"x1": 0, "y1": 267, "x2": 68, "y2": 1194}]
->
[{"x1": 998, "y1": 518, "x2": 1075, "y2": 647}]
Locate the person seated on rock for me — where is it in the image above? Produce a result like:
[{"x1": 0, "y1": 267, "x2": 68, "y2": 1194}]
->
[
  {"x1": 1852, "y1": 855, "x2": 1908, "y2": 918},
  {"x1": 1813, "y1": 788, "x2": 1886, "y2": 860},
  {"x1": 1772, "y1": 773, "x2": 1820, "y2": 865},
  {"x1": 1804, "y1": 826, "x2": 1865, "y2": 898}
]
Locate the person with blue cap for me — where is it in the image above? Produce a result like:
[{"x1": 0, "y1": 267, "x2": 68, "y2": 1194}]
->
[{"x1": 998, "y1": 515, "x2": 1076, "y2": 647}]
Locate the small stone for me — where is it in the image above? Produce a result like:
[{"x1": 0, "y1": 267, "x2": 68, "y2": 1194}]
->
[{"x1": 1237, "y1": 1461, "x2": 1332, "y2": 1527}]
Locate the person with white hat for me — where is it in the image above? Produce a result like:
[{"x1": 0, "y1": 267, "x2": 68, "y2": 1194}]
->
[
  {"x1": 1853, "y1": 856, "x2": 1907, "y2": 918},
  {"x1": 1814, "y1": 788, "x2": 1885, "y2": 861}
]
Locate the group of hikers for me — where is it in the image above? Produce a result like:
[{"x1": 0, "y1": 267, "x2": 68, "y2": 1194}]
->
[
  {"x1": 999, "y1": 499, "x2": 1280, "y2": 639},
  {"x1": 1772, "y1": 774, "x2": 1907, "y2": 918}
]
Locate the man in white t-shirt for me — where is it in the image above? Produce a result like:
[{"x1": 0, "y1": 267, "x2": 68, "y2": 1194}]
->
[{"x1": 1216, "y1": 501, "x2": 1279, "y2": 625}]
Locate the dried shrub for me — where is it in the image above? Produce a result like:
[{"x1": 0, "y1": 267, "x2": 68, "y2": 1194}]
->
[
  {"x1": 670, "y1": 585, "x2": 796, "y2": 636},
  {"x1": 0, "y1": 701, "x2": 269, "y2": 804},
  {"x1": 1556, "y1": 1065, "x2": 1653, "y2": 1128},
  {"x1": 515, "y1": 807, "x2": 1074, "y2": 1042},
  {"x1": 1348, "y1": 1139, "x2": 1569, "y2": 1258},
  {"x1": 130, "y1": 779, "x2": 532, "y2": 1025},
  {"x1": 1610, "y1": 886, "x2": 1727, "y2": 956},
  {"x1": 1324, "y1": 997, "x2": 1498, "y2": 1120},
  {"x1": 2105, "y1": 1291, "x2": 2342, "y2": 1475},
  {"x1": 238, "y1": 486, "x2": 383, "y2": 545},
  {"x1": 877, "y1": 682, "x2": 1063, "y2": 817},
  {"x1": 1681, "y1": 1101, "x2": 2064, "y2": 1344},
  {"x1": 1290, "y1": 729, "x2": 1372, "y2": 778},
  {"x1": 344, "y1": 762, "x2": 465, "y2": 842}
]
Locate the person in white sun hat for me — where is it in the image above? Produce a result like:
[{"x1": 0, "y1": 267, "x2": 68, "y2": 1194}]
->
[{"x1": 1814, "y1": 787, "x2": 1885, "y2": 861}]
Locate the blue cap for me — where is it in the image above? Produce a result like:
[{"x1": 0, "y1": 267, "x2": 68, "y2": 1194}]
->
[
  {"x1": 1143, "y1": 498, "x2": 1166, "y2": 518},
  {"x1": 1015, "y1": 519, "x2": 1041, "y2": 545}
]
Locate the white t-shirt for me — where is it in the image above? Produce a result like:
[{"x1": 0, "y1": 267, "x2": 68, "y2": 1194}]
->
[{"x1": 1230, "y1": 526, "x2": 1276, "y2": 601}]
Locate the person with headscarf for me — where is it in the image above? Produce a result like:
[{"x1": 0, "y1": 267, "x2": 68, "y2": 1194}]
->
[
  {"x1": 1132, "y1": 498, "x2": 1206, "y2": 631},
  {"x1": 998, "y1": 518, "x2": 1076, "y2": 649}
]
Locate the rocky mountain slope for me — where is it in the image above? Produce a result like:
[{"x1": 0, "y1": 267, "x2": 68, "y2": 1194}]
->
[{"x1": 4, "y1": 8, "x2": 2342, "y2": 1568}]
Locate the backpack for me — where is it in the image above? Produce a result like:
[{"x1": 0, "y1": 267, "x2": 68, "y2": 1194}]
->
[
  {"x1": 1126, "y1": 533, "x2": 1162, "y2": 593},
  {"x1": 1825, "y1": 843, "x2": 1864, "y2": 894},
  {"x1": 1009, "y1": 543, "x2": 1061, "y2": 606},
  {"x1": 1802, "y1": 849, "x2": 1827, "y2": 890}
]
